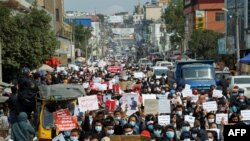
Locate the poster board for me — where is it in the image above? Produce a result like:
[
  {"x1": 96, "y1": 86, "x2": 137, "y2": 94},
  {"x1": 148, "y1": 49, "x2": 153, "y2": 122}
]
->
[{"x1": 109, "y1": 135, "x2": 150, "y2": 141}]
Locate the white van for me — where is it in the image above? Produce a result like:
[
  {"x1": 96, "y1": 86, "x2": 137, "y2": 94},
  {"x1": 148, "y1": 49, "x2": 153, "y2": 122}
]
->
[
  {"x1": 152, "y1": 66, "x2": 168, "y2": 79},
  {"x1": 227, "y1": 75, "x2": 250, "y2": 98}
]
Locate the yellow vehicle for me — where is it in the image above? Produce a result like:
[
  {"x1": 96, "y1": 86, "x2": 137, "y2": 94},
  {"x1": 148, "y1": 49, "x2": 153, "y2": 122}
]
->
[{"x1": 36, "y1": 84, "x2": 86, "y2": 140}]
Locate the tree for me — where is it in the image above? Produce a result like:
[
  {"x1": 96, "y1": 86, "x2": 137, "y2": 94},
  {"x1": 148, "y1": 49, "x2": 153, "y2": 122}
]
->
[
  {"x1": 189, "y1": 29, "x2": 222, "y2": 59},
  {"x1": 162, "y1": 0, "x2": 185, "y2": 46},
  {"x1": 0, "y1": 6, "x2": 58, "y2": 81},
  {"x1": 74, "y1": 25, "x2": 92, "y2": 58}
]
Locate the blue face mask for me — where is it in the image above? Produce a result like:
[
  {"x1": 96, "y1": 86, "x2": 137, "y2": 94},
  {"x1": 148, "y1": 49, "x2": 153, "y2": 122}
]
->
[
  {"x1": 64, "y1": 131, "x2": 71, "y2": 137},
  {"x1": 147, "y1": 124, "x2": 154, "y2": 131},
  {"x1": 176, "y1": 111, "x2": 182, "y2": 116},
  {"x1": 154, "y1": 130, "x2": 161, "y2": 137},
  {"x1": 95, "y1": 126, "x2": 102, "y2": 132},
  {"x1": 182, "y1": 126, "x2": 190, "y2": 132},
  {"x1": 166, "y1": 131, "x2": 175, "y2": 138},
  {"x1": 70, "y1": 136, "x2": 78, "y2": 141},
  {"x1": 129, "y1": 121, "x2": 136, "y2": 127},
  {"x1": 106, "y1": 129, "x2": 114, "y2": 135},
  {"x1": 231, "y1": 106, "x2": 237, "y2": 113}
]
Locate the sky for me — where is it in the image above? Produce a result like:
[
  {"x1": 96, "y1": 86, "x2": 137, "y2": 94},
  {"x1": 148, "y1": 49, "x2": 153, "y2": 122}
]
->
[{"x1": 64, "y1": 0, "x2": 150, "y2": 15}]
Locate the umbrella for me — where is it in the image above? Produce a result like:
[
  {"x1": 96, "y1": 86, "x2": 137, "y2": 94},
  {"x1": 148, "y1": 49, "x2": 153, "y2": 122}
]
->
[
  {"x1": 76, "y1": 57, "x2": 86, "y2": 62},
  {"x1": 39, "y1": 64, "x2": 54, "y2": 72}
]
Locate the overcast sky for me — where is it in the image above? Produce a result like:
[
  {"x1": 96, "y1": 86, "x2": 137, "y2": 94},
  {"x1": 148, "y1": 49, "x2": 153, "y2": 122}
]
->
[{"x1": 64, "y1": 0, "x2": 150, "y2": 15}]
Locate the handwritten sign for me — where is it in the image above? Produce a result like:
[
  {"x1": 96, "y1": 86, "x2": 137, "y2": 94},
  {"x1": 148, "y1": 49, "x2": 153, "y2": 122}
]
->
[
  {"x1": 213, "y1": 90, "x2": 223, "y2": 98},
  {"x1": 82, "y1": 82, "x2": 89, "y2": 89},
  {"x1": 55, "y1": 116, "x2": 77, "y2": 131},
  {"x1": 185, "y1": 84, "x2": 191, "y2": 90},
  {"x1": 184, "y1": 115, "x2": 195, "y2": 127},
  {"x1": 191, "y1": 95, "x2": 199, "y2": 102},
  {"x1": 158, "y1": 115, "x2": 170, "y2": 126},
  {"x1": 158, "y1": 95, "x2": 171, "y2": 114},
  {"x1": 52, "y1": 133, "x2": 66, "y2": 141},
  {"x1": 134, "y1": 72, "x2": 145, "y2": 79},
  {"x1": 241, "y1": 110, "x2": 250, "y2": 121},
  {"x1": 142, "y1": 94, "x2": 156, "y2": 105},
  {"x1": 203, "y1": 101, "x2": 217, "y2": 112},
  {"x1": 53, "y1": 109, "x2": 71, "y2": 119},
  {"x1": 78, "y1": 95, "x2": 99, "y2": 112},
  {"x1": 182, "y1": 89, "x2": 193, "y2": 97},
  {"x1": 144, "y1": 99, "x2": 159, "y2": 115},
  {"x1": 216, "y1": 113, "x2": 228, "y2": 124}
]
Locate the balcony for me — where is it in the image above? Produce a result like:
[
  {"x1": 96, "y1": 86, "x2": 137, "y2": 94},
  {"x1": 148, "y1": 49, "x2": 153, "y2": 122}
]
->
[{"x1": 0, "y1": 0, "x2": 32, "y2": 11}]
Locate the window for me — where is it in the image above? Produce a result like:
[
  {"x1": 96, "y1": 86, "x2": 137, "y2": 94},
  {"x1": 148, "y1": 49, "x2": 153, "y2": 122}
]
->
[
  {"x1": 216, "y1": 13, "x2": 224, "y2": 21},
  {"x1": 56, "y1": 8, "x2": 60, "y2": 21}
]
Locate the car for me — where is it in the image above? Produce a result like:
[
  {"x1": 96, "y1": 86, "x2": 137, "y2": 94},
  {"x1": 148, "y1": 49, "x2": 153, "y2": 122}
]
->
[
  {"x1": 138, "y1": 58, "x2": 153, "y2": 67},
  {"x1": 156, "y1": 61, "x2": 174, "y2": 69},
  {"x1": 215, "y1": 71, "x2": 232, "y2": 86},
  {"x1": 227, "y1": 75, "x2": 250, "y2": 99},
  {"x1": 152, "y1": 66, "x2": 168, "y2": 79}
]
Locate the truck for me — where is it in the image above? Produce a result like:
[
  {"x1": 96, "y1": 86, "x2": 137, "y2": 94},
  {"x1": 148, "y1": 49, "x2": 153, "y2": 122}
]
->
[{"x1": 167, "y1": 60, "x2": 216, "y2": 90}]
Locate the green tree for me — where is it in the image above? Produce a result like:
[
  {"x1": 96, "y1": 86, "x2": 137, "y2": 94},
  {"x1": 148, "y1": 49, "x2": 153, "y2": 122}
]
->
[
  {"x1": 162, "y1": 0, "x2": 185, "y2": 46},
  {"x1": 0, "y1": 6, "x2": 58, "y2": 81},
  {"x1": 189, "y1": 29, "x2": 222, "y2": 59},
  {"x1": 74, "y1": 25, "x2": 92, "y2": 58}
]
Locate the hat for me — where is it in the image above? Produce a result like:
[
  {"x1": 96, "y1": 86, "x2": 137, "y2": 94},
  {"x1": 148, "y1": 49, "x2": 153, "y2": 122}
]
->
[
  {"x1": 182, "y1": 121, "x2": 190, "y2": 127},
  {"x1": 180, "y1": 131, "x2": 191, "y2": 140},
  {"x1": 141, "y1": 130, "x2": 151, "y2": 138}
]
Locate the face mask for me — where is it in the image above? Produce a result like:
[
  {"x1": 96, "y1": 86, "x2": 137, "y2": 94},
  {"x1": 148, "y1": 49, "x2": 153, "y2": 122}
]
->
[
  {"x1": 205, "y1": 97, "x2": 209, "y2": 101},
  {"x1": 161, "y1": 90, "x2": 165, "y2": 93},
  {"x1": 147, "y1": 124, "x2": 154, "y2": 131},
  {"x1": 70, "y1": 136, "x2": 78, "y2": 141},
  {"x1": 208, "y1": 118, "x2": 215, "y2": 123},
  {"x1": 210, "y1": 128, "x2": 217, "y2": 130},
  {"x1": 156, "y1": 82, "x2": 160, "y2": 85},
  {"x1": 129, "y1": 121, "x2": 136, "y2": 127},
  {"x1": 182, "y1": 126, "x2": 190, "y2": 132},
  {"x1": 192, "y1": 133, "x2": 197, "y2": 138},
  {"x1": 166, "y1": 131, "x2": 175, "y2": 138},
  {"x1": 192, "y1": 105, "x2": 196, "y2": 108},
  {"x1": 220, "y1": 107, "x2": 226, "y2": 111},
  {"x1": 208, "y1": 139, "x2": 213, "y2": 141},
  {"x1": 89, "y1": 116, "x2": 93, "y2": 120},
  {"x1": 95, "y1": 126, "x2": 102, "y2": 132},
  {"x1": 115, "y1": 116, "x2": 121, "y2": 121},
  {"x1": 173, "y1": 85, "x2": 177, "y2": 89},
  {"x1": 64, "y1": 131, "x2": 71, "y2": 137},
  {"x1": 78, "y1": 121, "x2": 82, "y2": 125},
  {"x1": 240, "y1": 99, "x2": 244, "y2": 102},
  {"x1": 106, "y1": 129, "x2": 114, "y2": 135},
  {"x1": 184, "y1": 139, "x2": 191, "y2": 141},
  {"x1": 176, "y1": 111, "x2": 182, "y2": 116},
  {"x1": 154, "y1": 130, "x2": 161, "y2": 137},
  {"x1": 231, "y1": 106, "x2": 237, "y2": 113},
  {"x1": 239, "y1": 93, "x2": 244, "y2": 96},
  {"x1": 148, "y1": 89, "x2": 151, "y2": 92},
  {"x1": 150, "y1": 82, "x2": 154, "y2": 84},
  {"x1": 125, "y1": 131, "x2": 133, "y2": 135}
]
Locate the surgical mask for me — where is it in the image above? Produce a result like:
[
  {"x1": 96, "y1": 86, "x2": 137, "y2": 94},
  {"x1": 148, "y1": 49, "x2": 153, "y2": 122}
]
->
[
  {"x1": 70, "y1": 136, "x2": 78, "y2": 141},
  {"x1": 156, "y1": 81, "x2": 160, "y2": 85},
  {"x1": 106, "y1": 129, "x2": 114, "y2": 135},
  {"x1": 205, "y1": 97, "x2": 209, "y2": 101},
  {"x1": 184, "y1": 139, "x2": 191, "y2": 141},
  {"x1": 148, "y1": 89, "x2": 151, "y2": 92},
  {"x1": 125, "y1": 131, "x2": 133, "y2": 135},
  {"x1": 220, "y1": 107, "x2": 226, "y2": 111},
  {"x1": 64, "y1": 131, "x2": 71, "y2": 137},
  {"x1": 161, "y1": 90, "x2": 165, "y2": 93},
  {"x1": 166, "y1": 131, "x2": 175, "y2": 138},
  {"x1": 115, "y1": 116, "x2": 121, "y2": 121},
  {"x1": 154, "y1": 130, "x2": 161, "y2": 137},
  {"x1": 192, "y1": 133, "x2": 197, "y2": 138},
  {"x1": 210, "y1": 128, "x2": 217, "y2": 130},
  {"x1": 129, "y1": 121, "x2": 136, "y2": 127},
  {"x1": 208, "y1": 118, "x2": 215, "y2": 123},
  {"x1": 173, "y1": 84, "x2": 177, "y2": 89},
  {"x1": 95, "y1": 126, "x2": 102, "y2": 132},
  {"x1": 239, "y1": 93, "x2": 244, "y2": 96},
  {"x1": 78, "y1": 121, "x2": 82, "y2": 125},
  {"x1": 182, "y1": 126, "x2": 190, "y2": 132},
  {"x1": 176, "y1": 111, "x2": 182, "y2": 116},
  {"x1": 240, "y1": 99, "x2": 244, "y2": 102},
  {"x1": 192, "y1": 105, "x2": 196, "y2": 108},
  {"x1": 208, "y1": 139, "x2": 213, "y2": 141},
  {"x1": 150, "y1": 81, "x2": 154, "y2": 84},
  {"x1": 147, "y1": 124, "x2": 154, "y2": 131}
]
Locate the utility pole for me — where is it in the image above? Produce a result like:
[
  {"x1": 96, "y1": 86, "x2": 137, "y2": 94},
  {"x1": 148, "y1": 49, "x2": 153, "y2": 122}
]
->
[
  {"x1": 0, "y1": 41, "x2": 2, "y2": 83},
  {"x1": 235, "y1": 0, "x2": 240, "y2": 73}
]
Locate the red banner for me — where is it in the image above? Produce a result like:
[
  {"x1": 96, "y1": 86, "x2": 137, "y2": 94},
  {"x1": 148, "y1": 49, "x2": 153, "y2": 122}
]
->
[{"x1": 53, "y1": 109, "x2": 77, "y2": 131}]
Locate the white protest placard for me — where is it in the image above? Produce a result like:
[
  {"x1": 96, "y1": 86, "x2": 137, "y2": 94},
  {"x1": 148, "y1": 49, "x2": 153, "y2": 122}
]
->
[
  {"x1": 216, "y1": 113, "x2": 228, "y2": 124},
  {"x1": 182, "y1": 89, "x2": 193, "y2": 97},
  {"x1": 241, "y1": 110, "x2": 250, "y2": 121},
  {"x1": 78, "y1": 95, "x2": 99, "y2": 112},
  {"x1": 99, "y1": 84, "x2": 107, "y2": 91},
  {"x1": 74, "y1": 105, "x2": 80, "y2": 116},
  {"x1": 191, "y1": 95, "x2": 199, "y2": 102},
  {"x1": 158, "y1": 115, "x2": 170, "y2": 126},
  {"x1": 213, "y1": 90, "x2": 223, "y2": 98},
  {"x1": 134, "y1": 72, "x2": 145, "y2": 79},
  {"x1": 142, "y1": 94, "x2": 156, "y2": 105},
  {"x1": 126, "y1": 93, "x2": 139, "y2": 116},
  {"x1": 185, "y1": 84, "x2": 191, "y2": 90},
  {"x1": 82, "y1": 82, "x2": 89, "y2": 89},
  {"x1": 93, "y1": 77, "x2": 102, "y2": 83},
  {"x1": 184, "y1": 115, "x2": 195, "y2": 127},
  {"x1": 157, "y1": 95, "x2": 171, "y2": 114},
  {"x1": 202, "y1": 101, "x2": 217, "y2": 112},
  {"x1": 144, "y1": 99, "x2": 159, "y2": 115},
  {"x1": 52, "y1": 133, "x2": 65, "y2": 141}
]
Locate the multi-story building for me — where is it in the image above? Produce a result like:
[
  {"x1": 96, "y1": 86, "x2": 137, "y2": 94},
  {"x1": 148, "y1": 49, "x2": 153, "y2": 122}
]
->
[{"x1": 184, "y1": 0, "x2": 225, "y2": 33}]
